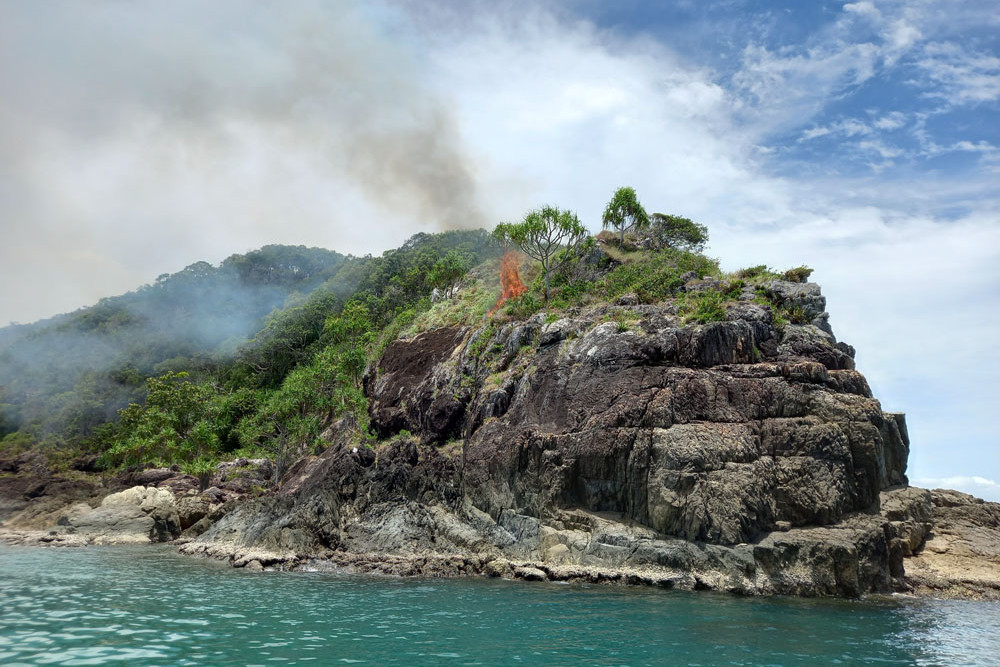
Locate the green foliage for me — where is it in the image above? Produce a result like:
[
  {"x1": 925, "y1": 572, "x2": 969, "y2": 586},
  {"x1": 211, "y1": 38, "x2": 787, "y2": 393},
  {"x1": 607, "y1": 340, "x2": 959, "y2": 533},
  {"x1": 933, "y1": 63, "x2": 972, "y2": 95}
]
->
[
  {"x1": 427, "y1": 250, "x2": 472, "y2": 299},
  {"x1": 466, "y1": 321, "x2": 499, "y2": 367},
  {"x1": 231, "y1": 290, "x2": 343, "y2": 389},
  {"x1": 502, "y1": 293, "x2": 543, "y2": 320},
  {"x1": 547, "y1": 279, "x2": 594, "y2": 310},
  {"x1": 648, "y1": 213, "x2": 709, "y2": 252},
  {"x1": 600, "y1": 249, "x2": 720, "y2": 304},
  {"x1": 0, "y1": 231, "x2": 500, "y2": 457},
  {"x1": 180, "y1": 457, "x2": 217, "y2": 491},
  {"x1": 228, "y1": 297, "x2": 377, "y2": 483},
  {"x1": 786, "y1": 305, "x2": 811, "y2": 324},
  {"x1": 783, "y1": 266, "x2": 814, "y2": 283},
  {"x1": 722, "y1": 278, "x2": 746, "y2": 298},
  {"x1": 322, "y1": 301, "x2": 375, "y2": 387},
  {"x1": 100, "y1": 372, "x2": 220, "y2": 468},
  {"x1": 492, "y1": 206, "x2": 589, "y2": 301},
  {"x1": 407, "y1": 283, "x2": 497, "y2": 334},
  {"x1": 603, "y1": 310, "x2": 640, "y2": 332},
  {"x1": 0, "y1": 430, "x2": 33, "y2": 456},
  {"x1": 0, "y1": 399, "x2": 21, "y2": 440},
  {"x1": 602, "y1": 187, "x2": 650, "y2": 248},
  {"x1": 735, "y1": 265, "x2": 776, "y2": 281},
  {"x1": 679, "y1": 290, "x2": 729, "y2": 324}
]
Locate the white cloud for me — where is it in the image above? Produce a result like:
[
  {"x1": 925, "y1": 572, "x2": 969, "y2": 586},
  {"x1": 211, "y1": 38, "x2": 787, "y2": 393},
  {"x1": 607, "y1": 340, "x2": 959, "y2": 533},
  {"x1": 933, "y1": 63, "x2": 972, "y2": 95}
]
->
[
  {"x1": 733, "y1": 41, "x2": 881, "y2": 133},
  {"x1": 857, "y1": 139, "x2": 904, "y2": 158},
  {"x1": 799, "y1": 111, "x2": 908, "y2": 143},
  {"x1": 0, "y1": 0, "x2": 997, "y2": 492},
  {"x1": 872, "y1": 111, "x2": 907, "y2": 130},
  {"x1": 843, "y1": 2, "x2": 881, "y2": 20},
  {"x1": 916, "y1": 42, "x2": 1000, "y2": 104},
  {"x1": 800, "y1": 127, "x2": 832, "y2": 141}
]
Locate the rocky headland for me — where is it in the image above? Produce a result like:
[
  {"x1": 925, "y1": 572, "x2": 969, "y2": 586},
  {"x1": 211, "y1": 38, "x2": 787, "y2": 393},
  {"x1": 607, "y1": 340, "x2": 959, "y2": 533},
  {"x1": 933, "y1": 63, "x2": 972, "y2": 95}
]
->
[{"x1": 3, "y1": 278, "x2": 998, "y2": 599}]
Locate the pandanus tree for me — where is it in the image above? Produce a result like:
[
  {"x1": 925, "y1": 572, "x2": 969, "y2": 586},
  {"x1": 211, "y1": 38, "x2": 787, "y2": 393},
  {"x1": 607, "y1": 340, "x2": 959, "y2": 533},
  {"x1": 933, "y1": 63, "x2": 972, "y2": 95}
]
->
[
  {"x1": 602, "y1": 186, "x2": 649, "y2": 248},
  {"x1": 491, "y1": 205, "x2": 589, "y2": 301}
]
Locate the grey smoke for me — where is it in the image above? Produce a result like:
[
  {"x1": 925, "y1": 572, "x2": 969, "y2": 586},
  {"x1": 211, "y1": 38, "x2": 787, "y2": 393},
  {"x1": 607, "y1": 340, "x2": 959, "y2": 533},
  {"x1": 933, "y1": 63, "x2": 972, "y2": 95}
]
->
[{"x1": 0, "y1": 0, "x2": 485, "y2": 323}]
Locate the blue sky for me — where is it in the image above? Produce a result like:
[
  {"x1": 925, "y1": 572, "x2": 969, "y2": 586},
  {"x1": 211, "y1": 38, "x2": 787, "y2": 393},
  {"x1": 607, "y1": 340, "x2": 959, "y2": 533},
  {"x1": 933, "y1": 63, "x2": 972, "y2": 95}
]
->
[{"x1": 0, "y1": 1, "x2": 998, "y2": 498}]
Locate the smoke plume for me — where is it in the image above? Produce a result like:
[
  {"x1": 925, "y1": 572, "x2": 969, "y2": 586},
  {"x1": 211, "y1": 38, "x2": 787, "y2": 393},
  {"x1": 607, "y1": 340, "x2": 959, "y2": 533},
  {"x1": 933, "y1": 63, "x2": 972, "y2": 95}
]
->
[{"x1": 0, "y1": 0, "x2": 485, "y2": 324}]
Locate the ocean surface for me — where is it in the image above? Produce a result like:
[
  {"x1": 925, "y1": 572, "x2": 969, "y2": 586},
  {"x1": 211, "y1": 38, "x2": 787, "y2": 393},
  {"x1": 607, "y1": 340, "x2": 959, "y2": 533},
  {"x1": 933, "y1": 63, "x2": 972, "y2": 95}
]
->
[{"x1": 1, "y1": 545, "x2": 998, "y2": 666}]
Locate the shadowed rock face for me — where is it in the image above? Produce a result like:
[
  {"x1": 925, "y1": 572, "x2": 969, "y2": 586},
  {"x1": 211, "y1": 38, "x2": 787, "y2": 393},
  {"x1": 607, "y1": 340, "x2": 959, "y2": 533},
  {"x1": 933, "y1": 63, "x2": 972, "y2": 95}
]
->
[
  {"x1": 186, "y1": 281, "x2": 922, "y2": 596},
  {"x1": 368, "y1": 295, "x2": 907, "y2": 547}
]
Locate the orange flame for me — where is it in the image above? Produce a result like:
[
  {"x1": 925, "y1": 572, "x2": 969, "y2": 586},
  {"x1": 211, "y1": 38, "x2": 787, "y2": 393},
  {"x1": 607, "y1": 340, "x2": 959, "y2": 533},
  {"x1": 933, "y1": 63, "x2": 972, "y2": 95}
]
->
[{"x1": 489, "y1": 251, "x2": 527, "y2": 316}]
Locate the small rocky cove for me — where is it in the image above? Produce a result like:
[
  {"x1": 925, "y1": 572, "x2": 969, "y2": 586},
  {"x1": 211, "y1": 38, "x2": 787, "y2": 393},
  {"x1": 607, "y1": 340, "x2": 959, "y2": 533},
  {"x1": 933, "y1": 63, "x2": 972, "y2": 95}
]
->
[{"x1": 3, "y1": 278, "x2": 999, "y2": 599}]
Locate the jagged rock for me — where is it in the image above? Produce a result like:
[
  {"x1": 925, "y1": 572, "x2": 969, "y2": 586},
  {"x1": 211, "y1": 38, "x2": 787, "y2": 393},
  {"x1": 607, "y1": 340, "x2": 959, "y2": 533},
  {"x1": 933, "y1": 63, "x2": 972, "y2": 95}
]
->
[
  {"x1": 762, "y1": 280, "x2": 826, "y2": 321},
  {"x1": 183, "y1": 284, "x2": 941, "y2": 597},
  {"x1": 159, "y1": 475, "x2": 200, "y2": 494},
  {"x1": 683, "y1": 279, "x2": 724, "y2": 293},
  {"x1": 514, "y1": 566, "x2": 548, "y2": 581},
  {"x1": 135, "y1": 468, "x2": 176, "y2": 486},
  {"x1": 778, "y1": 324, "x2": 855, "y2": 370}
]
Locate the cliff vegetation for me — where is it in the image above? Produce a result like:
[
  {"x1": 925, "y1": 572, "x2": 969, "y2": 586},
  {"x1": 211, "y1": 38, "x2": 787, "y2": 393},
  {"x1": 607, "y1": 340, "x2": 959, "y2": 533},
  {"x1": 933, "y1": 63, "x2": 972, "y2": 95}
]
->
[{"x1": 4, "y1": 189, "x2": 998, "y2": 599}]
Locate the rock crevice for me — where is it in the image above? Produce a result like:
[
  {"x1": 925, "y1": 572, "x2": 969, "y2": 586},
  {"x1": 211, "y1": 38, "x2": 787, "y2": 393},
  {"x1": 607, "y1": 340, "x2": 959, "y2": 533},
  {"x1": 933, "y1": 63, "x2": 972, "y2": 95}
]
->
[{"x1": 181, "y1": 281, "x2": 952, "y2": 597}]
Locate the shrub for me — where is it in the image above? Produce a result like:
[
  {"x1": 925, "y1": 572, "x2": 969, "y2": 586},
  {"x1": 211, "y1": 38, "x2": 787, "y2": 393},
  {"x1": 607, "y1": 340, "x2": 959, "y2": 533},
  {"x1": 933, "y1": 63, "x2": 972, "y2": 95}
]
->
[
  {"x1": 680, "y1": 290, "x2": 729, "y2": 324},
  {"x1": 648, "y1": 213, "x2": 708, "y2": 252},
  {"x1": 723, "y1": 279, "x2": 746, "y2": 298},
  {"x1": 786, "y1": 305, "x2": 811, "y2": 324},
  {"x1": 603, "y1": 310, "x2": 640, "y2": 332},
  {"x1": 503, "y1": 292, "x2": 543, "y2": 320},
  {"x1": 600, "y1": 249, "x2": 719, "y2": 304},
  {"x1": 548, "y1": 279, "x2": 594, "y2": 310},
  {"x1": 783, "y1": 266, "x2": 814, "y2": 283},
  {"x1": 736, "y1": 265, "x2": 770, "y2": 279}
]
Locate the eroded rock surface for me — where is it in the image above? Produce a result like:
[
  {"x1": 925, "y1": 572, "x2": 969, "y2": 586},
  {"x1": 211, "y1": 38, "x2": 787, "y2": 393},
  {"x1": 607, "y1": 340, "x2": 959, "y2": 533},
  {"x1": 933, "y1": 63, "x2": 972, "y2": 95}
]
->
[
  {"x1": 0, "y1": 458, "x2": 265, "y2": 546},
  {"x1": 901, "y1": 490, "x2": 1000, "y2": 600},
  {"x1": 185, "y1": 282, "x2": 943, "y2": 597}
]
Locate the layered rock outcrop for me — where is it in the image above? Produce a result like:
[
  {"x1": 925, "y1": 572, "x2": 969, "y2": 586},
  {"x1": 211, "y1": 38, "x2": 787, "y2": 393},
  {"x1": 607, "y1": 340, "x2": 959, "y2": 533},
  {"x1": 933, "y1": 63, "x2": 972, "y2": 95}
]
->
[{"x1": 183, "y1": 280, "x2": 939, "y2": 596}]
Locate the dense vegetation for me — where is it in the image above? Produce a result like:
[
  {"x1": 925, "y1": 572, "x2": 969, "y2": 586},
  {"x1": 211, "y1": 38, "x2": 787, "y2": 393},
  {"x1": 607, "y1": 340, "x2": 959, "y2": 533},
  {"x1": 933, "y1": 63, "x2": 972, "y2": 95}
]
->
[
  {"x1": 0, "y1": 232, "x2": 496, "y2": 466},
  {"x1": 0, "y1": 189, "x2": 814, "y2": 482}
]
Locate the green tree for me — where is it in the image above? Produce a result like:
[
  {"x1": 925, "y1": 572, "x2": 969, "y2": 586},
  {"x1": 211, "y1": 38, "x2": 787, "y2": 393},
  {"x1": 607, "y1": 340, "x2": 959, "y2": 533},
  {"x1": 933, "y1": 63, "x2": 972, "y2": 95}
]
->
[
  {"x1": 322, "y1": 301, "x2": 375, "y2": 391},
  {"x1": 650, "y1": 213, "x2": 709, "y2": 252},
  {"x1": 427, "y1": 250, "x2": 471, "y2": 299},
  {"x1": 101, "y1": 372, "x2": 219, "y2": 467},
  {"x1": 491, "y1": 206, "x2": 589, "y2": 301},
  {"x1": 602, "y1": 186, "x2": 649, "y2": 248}
]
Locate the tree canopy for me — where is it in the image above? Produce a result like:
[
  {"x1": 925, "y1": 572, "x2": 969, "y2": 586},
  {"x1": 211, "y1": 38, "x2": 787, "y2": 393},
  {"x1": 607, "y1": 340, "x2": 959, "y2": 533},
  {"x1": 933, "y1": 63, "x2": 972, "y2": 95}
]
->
[
  {"x1": 602, "y1": 187, "x2": 649, "y2": 248},
  {"x1": 649, "y1": 213, "x2": 709, "y2": 252},
  {"x1": 491, "y1": 206, "x2": 589, "y2": 301},
  {"x1": 427, "y1": 250, "x2": 472, "y2": 299}
]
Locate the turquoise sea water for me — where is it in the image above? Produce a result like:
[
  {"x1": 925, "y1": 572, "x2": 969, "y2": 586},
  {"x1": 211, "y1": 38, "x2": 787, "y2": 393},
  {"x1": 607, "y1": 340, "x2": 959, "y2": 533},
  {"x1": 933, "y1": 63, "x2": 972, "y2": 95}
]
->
[{"x1": 1, "y1": 545, "x2": 998, "y2": 666}]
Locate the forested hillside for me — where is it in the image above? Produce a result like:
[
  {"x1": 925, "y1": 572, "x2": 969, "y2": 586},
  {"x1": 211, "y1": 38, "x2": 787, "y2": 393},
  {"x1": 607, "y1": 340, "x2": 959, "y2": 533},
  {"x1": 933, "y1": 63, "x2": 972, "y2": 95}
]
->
[
  {"x1": 2, "y1": 195, "x2": 812, "y2": 489},
  {"x1": 0, "y1": 232, "x2": 496, "y2": 460}
]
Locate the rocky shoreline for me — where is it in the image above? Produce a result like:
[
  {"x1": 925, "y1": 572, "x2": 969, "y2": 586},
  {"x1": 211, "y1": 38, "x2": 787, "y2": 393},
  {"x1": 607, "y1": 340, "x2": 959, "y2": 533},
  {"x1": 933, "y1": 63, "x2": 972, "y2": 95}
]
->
[
  {"x1": 3, "y1": 280, "x2": 999, "y2": 600},
  {"x1": 1, "y1": 465, "x2": 998, "y2": 600}
]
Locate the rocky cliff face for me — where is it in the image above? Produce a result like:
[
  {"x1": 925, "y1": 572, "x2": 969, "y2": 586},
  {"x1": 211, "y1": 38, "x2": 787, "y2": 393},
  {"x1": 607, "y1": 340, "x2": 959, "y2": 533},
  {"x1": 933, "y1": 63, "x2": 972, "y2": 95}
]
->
[{"x1": 180, "y1": 279, "x2": 937, "y2": 596}]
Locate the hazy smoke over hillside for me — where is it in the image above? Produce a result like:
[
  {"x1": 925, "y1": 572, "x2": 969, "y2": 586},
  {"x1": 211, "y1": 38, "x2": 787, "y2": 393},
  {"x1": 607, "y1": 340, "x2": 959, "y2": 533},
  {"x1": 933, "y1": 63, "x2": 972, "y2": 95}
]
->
[{"x1": 0, "y1": 1, "x2": 485, "y2": 324}]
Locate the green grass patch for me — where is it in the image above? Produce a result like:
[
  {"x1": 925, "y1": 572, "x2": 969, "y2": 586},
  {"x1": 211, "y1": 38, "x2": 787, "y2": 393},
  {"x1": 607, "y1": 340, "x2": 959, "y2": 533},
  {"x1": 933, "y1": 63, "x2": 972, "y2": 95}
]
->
[
  {"x1": 679, "y1": 290, "x2": 729, "y2": 324},
  {"x1": 405, "y1": 280, "x2": 500, "y2": 334},
  {"x1": 599, "y1": 249, "x2": 719, "y2": 304}
]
